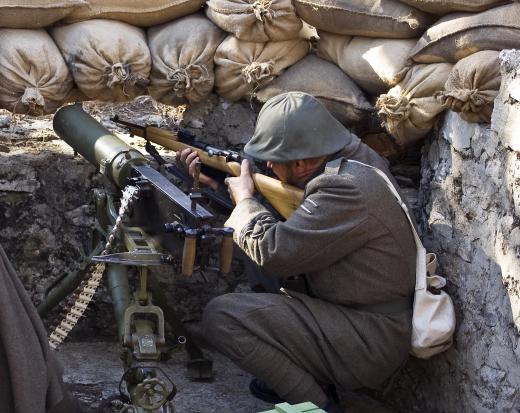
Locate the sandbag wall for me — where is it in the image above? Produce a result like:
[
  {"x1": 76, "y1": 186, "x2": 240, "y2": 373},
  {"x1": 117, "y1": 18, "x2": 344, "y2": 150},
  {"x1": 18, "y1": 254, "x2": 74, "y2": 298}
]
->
[{"x1": 0, "y1": 0, "x2": 518, "y2": 147}]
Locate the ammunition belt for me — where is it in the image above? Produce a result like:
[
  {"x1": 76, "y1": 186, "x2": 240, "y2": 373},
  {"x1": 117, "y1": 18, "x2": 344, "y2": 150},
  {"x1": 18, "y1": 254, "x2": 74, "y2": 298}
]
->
[{"x1": 48, "y1": 185, "x2": 139, "y2": 350}]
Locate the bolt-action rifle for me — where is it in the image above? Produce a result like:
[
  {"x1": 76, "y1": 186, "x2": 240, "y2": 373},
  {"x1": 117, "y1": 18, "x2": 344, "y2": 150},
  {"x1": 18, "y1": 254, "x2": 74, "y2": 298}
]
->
[
  {"x1": 111, "y1": 117, "x2": 304, "y2": 220},
  {"x1": 41, "y1": 104, "x2": 240, "y2": 412}
]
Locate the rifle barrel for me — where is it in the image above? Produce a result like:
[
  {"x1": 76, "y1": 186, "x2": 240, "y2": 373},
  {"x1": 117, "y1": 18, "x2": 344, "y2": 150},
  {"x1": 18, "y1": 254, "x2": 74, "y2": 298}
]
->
[{"x1": 120, "y1": 124, "x2": 304, "y2": 219}]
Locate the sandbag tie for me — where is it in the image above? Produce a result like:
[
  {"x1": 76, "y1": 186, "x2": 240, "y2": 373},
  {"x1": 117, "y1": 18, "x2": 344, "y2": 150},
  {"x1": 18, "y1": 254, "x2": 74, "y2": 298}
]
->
[
  {"x1": 436, "y1": 89, "x2": 488, "y2": 113},
  {"x1": 397, "y1": 13, "x2": 419, "y2": 30},
  {"x1": 376, "y1": 94, "x2": 411, "y2": 121},
  {"x1": 166, "y1": 64, "x2": 210, "y2": 96},
  {"x1": 20, "y1": 87, "x2": 45, "y2": 116},
  {"x1": 105, "y1": 63, "x2": 130, "y2": 88},
  {"x1": 242, "y1": 61, "x2": 274, "y2": 85},
  {"x1": 252, "y1": 0, "x2": 274, "y2": 22}
]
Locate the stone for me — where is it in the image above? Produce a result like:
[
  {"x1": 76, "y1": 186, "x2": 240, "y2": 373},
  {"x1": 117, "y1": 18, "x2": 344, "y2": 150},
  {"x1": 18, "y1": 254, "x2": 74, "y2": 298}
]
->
[
  {"x1": 442, "y1": 110, "x2": 475, "y2": 151},
  {"x1": 386, "y1": 49, "x2": 520, "y2": 413}
]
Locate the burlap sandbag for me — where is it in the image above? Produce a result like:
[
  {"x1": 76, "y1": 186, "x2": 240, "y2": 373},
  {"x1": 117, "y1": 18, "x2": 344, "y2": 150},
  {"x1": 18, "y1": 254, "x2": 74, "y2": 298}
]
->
[
  {"x1": 318, "y1": 32, "x2": 414, "y2": 95},
  {"x1": 0, "y1": 0, "x2": 86, "y2": 29},
  {"x1": 148, "y1": 14, "x2": 225, "y2": 105},
  {"x1": 206, "y1": 0, "x2": 302, "y2": 42},
  {"x1": 256, "y1": 54, "x2": 373, "y2": 126},
  {"x1": 400, "y1": 0, "x2": 507, "y2": 15},
  {"x1": 376, "y1": 63, "x2": 453, "y2": 145},
  {"x1": 436, "y1": 51, "x2": 501, "y2": 124},
  {"x1": 214, "y1": 35, "x2": 309, "y2": 101},
  {"x1": 51, "y1": 20, "x2": 151, "y2": 102},
  {"x1": 410, "y1": 3, "x2": 520, "y2": 63},
  {"x1": 63, "y1": 0, "x2": 205, "y2": 27},
  {"x1": 0, "y1": 29, "x2": 73, "y2": 116},
  {"x1": 293, "y1": 0, "x2": 432, "y2": 39}
]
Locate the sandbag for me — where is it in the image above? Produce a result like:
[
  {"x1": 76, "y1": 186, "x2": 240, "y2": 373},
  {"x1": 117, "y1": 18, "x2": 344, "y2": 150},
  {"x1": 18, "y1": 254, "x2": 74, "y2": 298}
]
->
[
  {"x1": 214, "y1": 35, "x2": 309, "y2": 101},
  {"x1": 256, "y1": 54, "x2": 373, "y2": 126},
  {"x1": 376, "y1": 63, "x2": 453, "y2": 145},
  {"x1": 436, "y1": 51, "x2": 501, "y2": 123},
  {"x1": 410, "y1": 3, "x2": 520, "y2": 63},
  {"x1": 148, "y1": 14, "x2": 225, "y2": 105},
  {"x1": 206, "y1": 0, "x2": 302, "y2": 42},
  {"x1": 63, "y1": 0, "x2": 205, "y2": 27},
  {"x1": 293, "y1": 0, "x2": 432, "y2": 39},
  {"x1": 400, "y1": 0, "x2": 508, "y2": 15},
  {"x1": 51, "y1": 20, "x2": 151, "y2": 102},
  {"x1": 0, "y1": 29, "x2": 73, "y2": 116},
  {"x1": 318, "y1": 32, "x2": 414, "y2": 95},
  {"x1": 0, "y1": 0, "x2": 86, "y2": 29}
]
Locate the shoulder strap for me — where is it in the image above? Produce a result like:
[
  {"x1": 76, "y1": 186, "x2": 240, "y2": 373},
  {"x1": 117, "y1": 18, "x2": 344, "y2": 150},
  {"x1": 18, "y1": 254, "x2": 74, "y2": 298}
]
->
[{"x1": 347, "y1": 160, "x2": 427, "y2": 291}]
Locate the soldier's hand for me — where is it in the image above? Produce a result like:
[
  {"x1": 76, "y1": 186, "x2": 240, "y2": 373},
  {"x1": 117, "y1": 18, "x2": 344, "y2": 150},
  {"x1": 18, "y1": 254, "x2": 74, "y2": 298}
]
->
[
  {"x1": 176, "y1": 148, "x2": 219, "y2": 190},
  {"x1": 225, "y1": 160, "x2": 255, "y2": 204}
]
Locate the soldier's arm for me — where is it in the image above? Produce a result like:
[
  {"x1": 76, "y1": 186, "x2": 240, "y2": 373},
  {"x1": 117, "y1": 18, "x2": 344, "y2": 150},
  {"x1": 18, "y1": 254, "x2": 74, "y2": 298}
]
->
[{"x1": 225, "y1": 175, "x2": 370, "y2": 278}]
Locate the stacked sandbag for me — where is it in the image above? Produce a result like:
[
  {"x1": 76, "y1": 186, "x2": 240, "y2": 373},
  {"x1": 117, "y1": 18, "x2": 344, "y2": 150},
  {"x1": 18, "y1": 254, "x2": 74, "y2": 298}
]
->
[
  {"x1": 436, "y1": 51, "x2": 501, "y2": 123},
  {"x1": 400, "y1": 0, "x2": 508, "y2": 14},
  {"x1": 376, "y1": 63, "x2": 453, "y2": 145},
  {"x1": 410, "y1": 3, "x2": 520, "y2": 63},
  {"x1": 148, "y1": 14, "x2": 225, "y2": 106},
  {"x1": 214, "y1": 35, "x2": 309, "y2": 101},
  {"x1": 0, "y1": 0, "x2": 86, "y2": 29},
  {"x1": 0, "y1": 29, "x2": 73, "y2": 116},
  {"x1": 256, "y1": 54, "x2": 373, "y2": 126},
  {"x1": 63, "y1": 0, "x2": 205, "y2": 27},
  {"x1": 318, "y1": 32, "x2": 414, "y2": 95},
  {"x1": 206, "y1": 0, "x2": 302, "y2": 42},
  {"x1": 292, "y1": 0, "x2": 432, "y2": 38},
  {"x1": 51, "y1": 20, "x2": 151, "y2": 102}
]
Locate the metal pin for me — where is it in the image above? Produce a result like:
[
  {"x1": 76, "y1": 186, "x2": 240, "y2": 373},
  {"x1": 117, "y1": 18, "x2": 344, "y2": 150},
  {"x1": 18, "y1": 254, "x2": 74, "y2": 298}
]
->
[
  {"x1": 300, "y1": 205, "x2": 312, "y2": 215},
  {"x1": 305, "y1": 198, "x2": 319, "y2": 208},
  {"x1": 280, "y1": 287, "x2": 293, "y2": 298}
]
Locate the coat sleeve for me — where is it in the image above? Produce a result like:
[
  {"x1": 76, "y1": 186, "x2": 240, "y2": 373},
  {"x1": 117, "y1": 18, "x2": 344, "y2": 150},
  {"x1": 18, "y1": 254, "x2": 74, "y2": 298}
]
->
[{"x1": 225, "y1": 175, "x2": 370, "y2": 278}]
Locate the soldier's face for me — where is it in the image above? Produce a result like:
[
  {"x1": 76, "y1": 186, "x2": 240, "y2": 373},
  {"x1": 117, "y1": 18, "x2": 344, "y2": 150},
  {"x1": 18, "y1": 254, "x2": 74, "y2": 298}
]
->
[{"x1": 266, "y1": 161, "x2": 296, "y2": 185}]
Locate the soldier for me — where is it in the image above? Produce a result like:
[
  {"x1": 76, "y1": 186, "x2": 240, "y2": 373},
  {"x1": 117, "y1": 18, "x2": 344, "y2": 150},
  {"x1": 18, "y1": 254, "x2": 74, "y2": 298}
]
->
[
  {"x1": 0, "y1": 244, "x2": 82, "y2": 413},
  {"x1": 191, "y1": 92, "x2": 417, "y2": 412}
]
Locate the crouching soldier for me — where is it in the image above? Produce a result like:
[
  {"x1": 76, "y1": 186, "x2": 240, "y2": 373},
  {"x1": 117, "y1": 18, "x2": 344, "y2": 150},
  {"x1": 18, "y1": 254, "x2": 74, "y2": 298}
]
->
[{"x1": 200, "y1": 92, "x2": 416, "y2": 412}]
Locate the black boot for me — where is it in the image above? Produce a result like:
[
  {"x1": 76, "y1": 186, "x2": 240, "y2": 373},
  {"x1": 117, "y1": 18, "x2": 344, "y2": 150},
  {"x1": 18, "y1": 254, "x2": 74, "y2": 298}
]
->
[
  {"x1": 323, "y1": 399, "x2": 344, "y2": 413},
  {"x1": 249, "y1": 378, "x2": 285, "y2": 404}
]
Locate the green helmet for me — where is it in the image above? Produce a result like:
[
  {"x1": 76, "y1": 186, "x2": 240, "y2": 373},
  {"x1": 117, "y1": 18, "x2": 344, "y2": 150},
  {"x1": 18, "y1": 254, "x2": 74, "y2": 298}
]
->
[{"x1": 244, "y1": 92, "x2": 352, "y2": 162}]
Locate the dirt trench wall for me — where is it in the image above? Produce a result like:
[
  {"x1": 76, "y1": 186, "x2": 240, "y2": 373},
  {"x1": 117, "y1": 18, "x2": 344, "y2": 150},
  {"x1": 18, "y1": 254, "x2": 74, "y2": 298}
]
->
[{"x1": 386, "y1": 51, "x2": 520, "y2": 412}]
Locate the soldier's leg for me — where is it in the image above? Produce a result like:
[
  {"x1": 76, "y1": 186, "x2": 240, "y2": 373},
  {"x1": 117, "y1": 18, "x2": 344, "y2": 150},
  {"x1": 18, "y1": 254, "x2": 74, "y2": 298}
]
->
[
  {"x1": 0, "y1": 245, "x2": 81, "y2": 413},
  {"x1": 203, "y1": 292, "x2": 335, "y2": 408}
]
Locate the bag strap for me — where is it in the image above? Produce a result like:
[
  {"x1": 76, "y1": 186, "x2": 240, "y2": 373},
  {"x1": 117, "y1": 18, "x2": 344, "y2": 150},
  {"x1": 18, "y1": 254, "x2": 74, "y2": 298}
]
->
[{"x1": 347, "y1": 160, "x2": 427, "y2": 291}]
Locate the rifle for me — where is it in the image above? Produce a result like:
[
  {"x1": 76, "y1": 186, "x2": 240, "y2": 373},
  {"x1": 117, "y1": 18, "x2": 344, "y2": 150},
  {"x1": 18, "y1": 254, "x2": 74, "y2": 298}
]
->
[
  {"x1": 111, "y1": 117, "x2": 304, "y2": 220},
  {"x1": 43, "y1": 104, "x2": 237, "y2": 412}
]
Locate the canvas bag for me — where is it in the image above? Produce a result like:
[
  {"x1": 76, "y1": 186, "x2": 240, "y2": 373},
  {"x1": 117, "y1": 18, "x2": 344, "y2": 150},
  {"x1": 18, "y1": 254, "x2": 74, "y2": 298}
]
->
[
  {"x1": 0, "y1": 0, "x2": 86, "y2": 29},
  {"x1": 0, "y1": 29, "x2": 73, "y2": 116},
  {"x1": 214, "y1": 35, "x2": 309, "y2": 101},
  {"x1": 256, "y1": 54, "x2": 373, "y2": 126},
  {"x1": 410, "y1": 4, "x2": 520, "y2": 63},
  {"x1": 63, "y1": 0, "x2": 205, "y2": 27},
  {"x1": 206, "y1": 0, "x2": 302, "y2": 42},
  {"x1": 436, "y1": 50, "x2": 501, "y2": 124},
  {"x1": 318, "y1": 32, "x2": 414, "y2": 95},
  {"x1": 51, "y1": 20, "x2": 151, "y2": 102},
  {"x1": 148, "y1": 14, "x2": 225, "y2": 105},
  {"x1": 399, "y1": 0, "x2": 508, "y2": 15},
  {"x1": 292, "y1": 0, "x2": 432, "y2": 39},
  {"x1": 376, "y1": 63, "x2": 453, "y2": 146},
  {"x1": 349, "y1": 160, "x2": 456, "y2": 359}
]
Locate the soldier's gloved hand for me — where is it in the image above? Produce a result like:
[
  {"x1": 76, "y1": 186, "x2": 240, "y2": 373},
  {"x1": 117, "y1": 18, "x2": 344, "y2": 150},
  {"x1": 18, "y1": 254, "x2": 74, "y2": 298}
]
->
[
  {"x1": 225, "y1": 160, "x2": 255, "y2": 204},
  {"x1": 176, "y1": 148, "x2": 219, "y2": 190}
]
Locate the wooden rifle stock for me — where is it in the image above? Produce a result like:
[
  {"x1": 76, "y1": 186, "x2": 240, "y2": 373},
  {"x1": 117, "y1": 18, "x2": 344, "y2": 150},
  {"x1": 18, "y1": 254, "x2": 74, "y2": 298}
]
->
[{"x1": 123, "y1": 125, "x2": 304, "y2": 219}]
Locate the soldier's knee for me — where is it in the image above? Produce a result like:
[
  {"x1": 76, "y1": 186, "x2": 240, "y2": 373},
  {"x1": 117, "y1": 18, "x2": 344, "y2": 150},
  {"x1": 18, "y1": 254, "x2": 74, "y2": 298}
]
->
[{"x1": 202, "y1": 294, "x2": 241, "y2": 343}]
